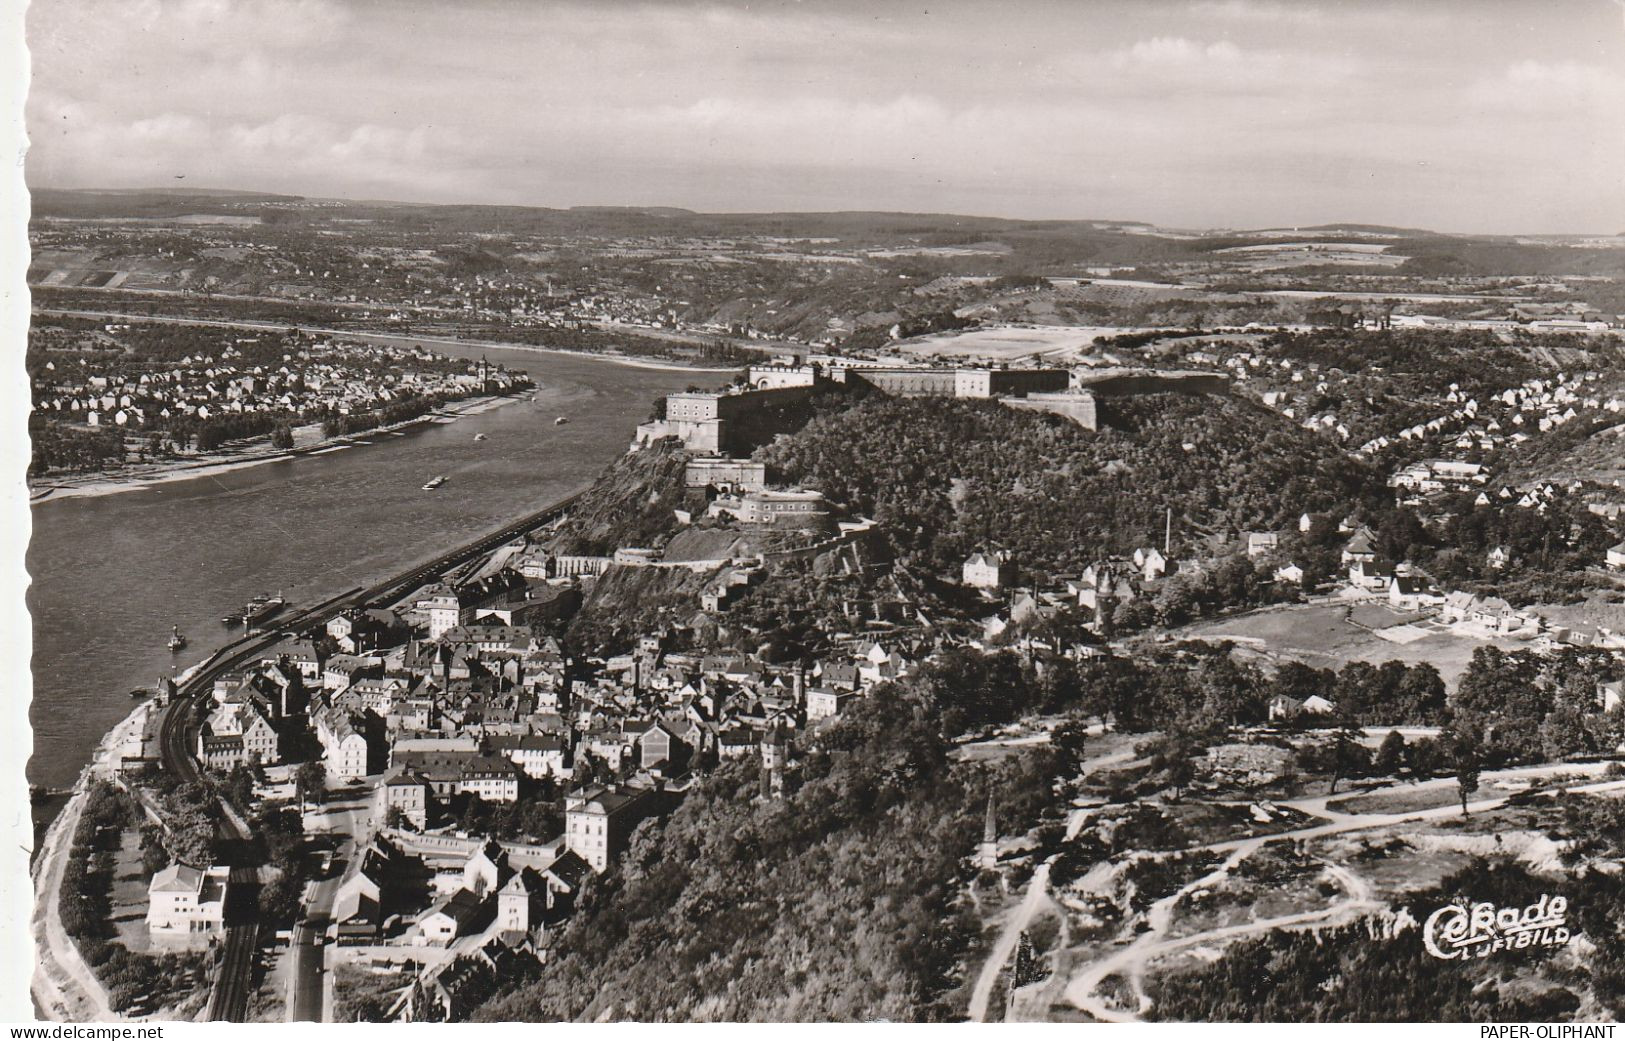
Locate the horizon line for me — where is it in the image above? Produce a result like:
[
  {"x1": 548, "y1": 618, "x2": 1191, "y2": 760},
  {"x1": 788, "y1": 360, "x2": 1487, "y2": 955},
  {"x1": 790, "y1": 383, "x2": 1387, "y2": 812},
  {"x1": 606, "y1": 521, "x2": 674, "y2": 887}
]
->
[{"x1": 25, "y1": 182, "x2": 1625, "y2": 240}]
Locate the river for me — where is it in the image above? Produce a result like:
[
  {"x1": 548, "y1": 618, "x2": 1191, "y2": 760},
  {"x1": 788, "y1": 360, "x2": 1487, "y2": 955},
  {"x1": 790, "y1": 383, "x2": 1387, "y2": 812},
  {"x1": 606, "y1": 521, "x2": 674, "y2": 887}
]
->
[{"x1": 26, "y1": 339, "x2": 707, "y2": 804}]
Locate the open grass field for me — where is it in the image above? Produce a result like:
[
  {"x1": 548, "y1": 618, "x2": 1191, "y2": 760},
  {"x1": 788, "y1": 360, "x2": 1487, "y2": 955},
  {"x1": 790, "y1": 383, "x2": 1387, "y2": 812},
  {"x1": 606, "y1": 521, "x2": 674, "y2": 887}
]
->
[
  {"x1": 900, "y1": 324, "x2": 1147, "y2": 360},
  {"x1": 1326, "y1": 786, "x2": 1461, "y2": 816},
  {"x1": 1183, "y1": 602, "x2": 1526, "y2": 687},
  {"x1": 1529, "y1": 594, "x2": 1625, "y2": 635}
]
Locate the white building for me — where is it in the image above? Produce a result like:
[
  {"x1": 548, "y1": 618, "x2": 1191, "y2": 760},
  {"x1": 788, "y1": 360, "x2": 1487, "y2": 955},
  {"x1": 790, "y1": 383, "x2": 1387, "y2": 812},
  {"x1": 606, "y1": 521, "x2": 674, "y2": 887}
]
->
[{"x1": 147, "y1": 863, "x2": 231, "y2": 944}]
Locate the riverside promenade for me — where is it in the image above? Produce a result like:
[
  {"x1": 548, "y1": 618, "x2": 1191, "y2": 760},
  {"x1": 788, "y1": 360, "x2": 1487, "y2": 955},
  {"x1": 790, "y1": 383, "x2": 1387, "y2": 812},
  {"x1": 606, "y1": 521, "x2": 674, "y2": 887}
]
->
[{"x1": 30, "y1": 483, "x2": 591, "y2": 1022}]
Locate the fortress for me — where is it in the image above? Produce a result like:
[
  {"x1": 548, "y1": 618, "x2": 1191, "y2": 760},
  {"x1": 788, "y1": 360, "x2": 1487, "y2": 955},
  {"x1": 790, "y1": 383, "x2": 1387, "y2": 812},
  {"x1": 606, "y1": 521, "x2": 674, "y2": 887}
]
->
[{"x1": 634, "y1": 363, "x2": 1231, "y2": 451}]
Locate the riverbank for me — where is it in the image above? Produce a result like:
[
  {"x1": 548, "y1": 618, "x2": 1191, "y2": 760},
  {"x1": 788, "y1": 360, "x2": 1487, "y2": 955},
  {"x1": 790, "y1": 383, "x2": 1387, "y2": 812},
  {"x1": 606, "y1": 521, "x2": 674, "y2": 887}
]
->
[
  {"x1": 29, "y1": 391, "x2": 524, "y2": 504},
  {"x1": 32, "y1": 306, "x2": 747, "y2": 375},
  {"x1": 30, "y1": 695, "x2": 159, "y2": 1022}
]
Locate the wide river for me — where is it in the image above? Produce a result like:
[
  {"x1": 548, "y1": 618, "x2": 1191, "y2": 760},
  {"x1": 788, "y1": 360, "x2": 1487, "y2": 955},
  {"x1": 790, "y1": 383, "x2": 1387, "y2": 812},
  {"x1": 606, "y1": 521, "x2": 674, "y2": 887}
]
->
[{"x1": 26, "y1": 338, "x2": 705, "y2": 802}]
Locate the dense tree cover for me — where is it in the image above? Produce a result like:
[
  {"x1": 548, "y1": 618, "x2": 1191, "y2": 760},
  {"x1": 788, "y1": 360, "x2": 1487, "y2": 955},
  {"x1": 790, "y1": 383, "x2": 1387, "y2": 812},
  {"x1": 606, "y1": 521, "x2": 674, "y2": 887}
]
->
[
  {"x1": 455, "y1": 783, "x2": 564, "y2": 843},
  {"x1": 1409, "y1": 493, "x2": 1612, "y2": 599},
  {"x1": 1260, "y1": 328, "x2": 1546, "y2": 399},
  {"x1": 1091, "y1": 328, "x2": 1213, "y2": 352},
  {"x1": 319, "y1": 389, "x2": 463, "y2": 438},
  {"x1": 1279, "y1": 489, "x2": 1618, "y2": 605},
  {"x1": 754, "y1": 394, "x2": 1383, "y2": 580},
  {"x1": 29, "y1": 415, "x2": 125, "y2": 475},
  {"x1": 254, "y1": 803, "x2": 309, "y2": 927},
  {"x1": 1103, "y1": 555, "x2": 1298, "y2": 634},
  {"x1": 60, "y1": 783, "x2": 208, "y2": 1013},
  {"x1": 908, "y1": 648, "x2": 1089, "y2": 738},
  {"x1": 1066, "y1": 647, "x2": 1446, "y2": 733},
  {"x1": 476, "y1": 665, "x2": 1071, "y2": 1022},
  {"x1": 158, "y1": 782, "x2": 221, "y2": 866},
  {"x1": 1447, "y1": 647, "x2": 1625, "y2": 765}
]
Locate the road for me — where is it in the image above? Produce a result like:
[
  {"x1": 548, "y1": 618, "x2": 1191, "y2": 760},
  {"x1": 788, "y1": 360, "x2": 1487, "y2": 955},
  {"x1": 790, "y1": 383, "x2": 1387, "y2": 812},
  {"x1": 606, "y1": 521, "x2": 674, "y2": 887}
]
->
[
  {"x1": 1058, "y1": 769, "x2": 1625, "y2": 1021},
  {"x1": 965, "y1": 749, "x2": 1132, "y2": 1021},
  {"x1": 154, "y1": 488, "x2": 587, "y2": 1020},
  {"x1": 287, "y1": 923, "x2": 325, "y2": 1022}
]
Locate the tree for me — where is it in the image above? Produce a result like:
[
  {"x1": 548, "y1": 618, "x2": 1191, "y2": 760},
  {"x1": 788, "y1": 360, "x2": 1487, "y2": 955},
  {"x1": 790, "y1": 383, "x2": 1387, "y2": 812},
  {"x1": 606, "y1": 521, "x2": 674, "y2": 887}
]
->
[
  {"x1": 270, "y1": 422, "x2": 295, "y2": 450},
  {"x1": 1452, "y1": 734, "x2": 1482, "y2": 816},
  {"x1": 1050, "y1": 716, "x2": 1091, "y2": 772},
  {"x1": 1373, "y1": 730, "x2": 1407, "y2": 777},
  {"x1": 295, "y1": 761, "x2": 327, "y2": 808},
  {"x1": 1327, "y1": 717, "x2": 1367, "y2": 795}
]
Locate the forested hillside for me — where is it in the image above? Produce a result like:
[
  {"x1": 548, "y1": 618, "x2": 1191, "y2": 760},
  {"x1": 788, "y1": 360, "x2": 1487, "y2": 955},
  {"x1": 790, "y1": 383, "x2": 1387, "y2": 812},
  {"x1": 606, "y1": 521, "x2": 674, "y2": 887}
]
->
[
  {"x1": 755, "y1": 393, "x2": 1383, "y2": 577},
  {"x1": 477, "y1": 654, "x2": 1073, "y2": 1022},
  {"x1": 549, "y1": 440, "x2": 691, "y2": 556}
]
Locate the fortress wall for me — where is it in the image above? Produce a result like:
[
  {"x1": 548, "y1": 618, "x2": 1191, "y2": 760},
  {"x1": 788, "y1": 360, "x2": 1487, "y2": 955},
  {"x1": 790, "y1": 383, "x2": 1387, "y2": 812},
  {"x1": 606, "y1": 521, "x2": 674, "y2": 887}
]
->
[
  {"x1": 1001, "y1": 392, "x2": 1099, "y2": 430},
  {"x1": 1075, "y1": 370, "x2": 1231, "y2": 397}
]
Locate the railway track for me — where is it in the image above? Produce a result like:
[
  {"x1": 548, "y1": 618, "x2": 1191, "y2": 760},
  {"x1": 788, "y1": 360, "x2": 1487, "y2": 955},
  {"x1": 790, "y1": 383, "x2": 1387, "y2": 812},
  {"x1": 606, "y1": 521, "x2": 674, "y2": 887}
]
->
[
  {"x1": 205, "y1": 922, "x2": 258, "y2": 1021},
  {"x1": 155, "y1": 488, "x2": 586, "y2": 1019}
]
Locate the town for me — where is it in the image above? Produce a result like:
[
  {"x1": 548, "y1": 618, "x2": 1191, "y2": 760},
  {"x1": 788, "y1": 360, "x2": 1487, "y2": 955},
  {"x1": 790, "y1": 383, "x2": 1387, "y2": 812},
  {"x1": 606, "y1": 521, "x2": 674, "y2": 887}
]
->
[
  {"x1": 27, "y1": 315, "x2": 530, "y2": 487},
  {"x1": 33, "y1": 312, "x2": 1625, "y2": 1021}
]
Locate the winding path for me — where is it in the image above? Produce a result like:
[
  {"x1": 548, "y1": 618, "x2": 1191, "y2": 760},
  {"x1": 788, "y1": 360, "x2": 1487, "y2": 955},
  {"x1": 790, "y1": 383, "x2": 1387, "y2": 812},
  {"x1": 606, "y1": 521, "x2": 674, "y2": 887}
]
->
[
  {"x1": 966, "y1": 746, "x2": 1136, "y2": 1022},
  {"x1": 1060, "y1": 771, "x2": 1625, "y2": 1021}
]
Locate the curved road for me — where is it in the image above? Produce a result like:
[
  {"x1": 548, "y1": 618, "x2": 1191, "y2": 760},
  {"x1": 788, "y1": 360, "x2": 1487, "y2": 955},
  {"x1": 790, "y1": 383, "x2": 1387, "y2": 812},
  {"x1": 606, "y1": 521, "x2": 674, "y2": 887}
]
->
[{"x1": 1060, "y1": 770, "x2": 1625, "y2": 1022}]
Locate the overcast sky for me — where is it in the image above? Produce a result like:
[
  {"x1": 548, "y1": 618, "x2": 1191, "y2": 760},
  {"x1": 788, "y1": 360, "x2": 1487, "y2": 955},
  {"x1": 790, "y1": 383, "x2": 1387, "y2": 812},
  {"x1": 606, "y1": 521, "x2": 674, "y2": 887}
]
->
[{"x1": 22, "y1": 0, "x2": 1625, "y2": 232}]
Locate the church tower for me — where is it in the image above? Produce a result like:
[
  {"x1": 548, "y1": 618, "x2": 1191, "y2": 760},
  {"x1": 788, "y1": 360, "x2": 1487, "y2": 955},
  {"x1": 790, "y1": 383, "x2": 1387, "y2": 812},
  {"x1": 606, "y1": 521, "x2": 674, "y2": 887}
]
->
[{"x1": 978, "y1": 792, "x2": 998, "y2": 871}]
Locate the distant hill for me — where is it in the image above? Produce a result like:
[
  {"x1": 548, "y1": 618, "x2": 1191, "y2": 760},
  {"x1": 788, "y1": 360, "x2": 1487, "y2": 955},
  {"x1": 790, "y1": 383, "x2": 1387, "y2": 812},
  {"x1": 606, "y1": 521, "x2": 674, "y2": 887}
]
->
[
  {"x1": 29, "y1": 186, "x2": 304, "y2": 218},
  {"x1": 28, "y1": 186, "x2": 1625, "y2": 277}
]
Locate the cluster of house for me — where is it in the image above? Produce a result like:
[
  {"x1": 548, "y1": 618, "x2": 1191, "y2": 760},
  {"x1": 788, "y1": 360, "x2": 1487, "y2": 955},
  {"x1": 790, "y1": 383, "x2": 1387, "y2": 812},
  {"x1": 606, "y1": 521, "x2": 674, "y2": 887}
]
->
[
  {"x1": 1200, "y1": 336, "x2": 1615, "y2": 468},
  {"x1": 1355, "y1": 372, "x2": 1612, "y2": 459},
  {"x1": 137, "y1": 516, "x2": 941, "y2": 966},
  {"x1": 963, "y1": 525, "x2": 1302, "y2": 641},
  {"x1": 1316, "y1": 525, "x2": 1625, "y2": 648},
  {"x1": 32, "y1": 334, "x2": 515, "y2": 435}
]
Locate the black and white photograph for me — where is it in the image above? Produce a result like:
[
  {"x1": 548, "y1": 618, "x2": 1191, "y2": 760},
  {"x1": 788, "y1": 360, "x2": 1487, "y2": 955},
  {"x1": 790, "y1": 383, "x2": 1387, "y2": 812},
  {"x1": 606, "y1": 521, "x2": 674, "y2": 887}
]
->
[{"x1": 5, "y1": 0, "x2": 1625, "y2": 1027}]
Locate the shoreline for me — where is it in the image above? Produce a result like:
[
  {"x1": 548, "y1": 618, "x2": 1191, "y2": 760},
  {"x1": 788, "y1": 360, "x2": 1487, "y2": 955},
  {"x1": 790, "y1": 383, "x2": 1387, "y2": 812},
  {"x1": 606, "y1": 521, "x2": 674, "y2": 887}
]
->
[
  {"x1": 32, "y1": 306, "x2": 746, "y2": 376},
  {"x1": 31, "y1": 692, "x2": 162, "y2": 1023},
  {"x1": 29, "y1": 391, "x2": 525, "y2": 504}
]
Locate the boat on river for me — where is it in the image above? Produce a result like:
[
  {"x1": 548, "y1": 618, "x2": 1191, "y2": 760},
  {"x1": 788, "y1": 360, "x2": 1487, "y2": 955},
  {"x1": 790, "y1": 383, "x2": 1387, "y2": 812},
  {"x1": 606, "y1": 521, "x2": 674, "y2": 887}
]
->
[
  {"x1": 167, "y1": 626, "x2": 186, "y2": 652},
  {"x1": 423, "y1": 475, "x2": 447, "y2": 490},
  {"x1": 244, "y1": 592, "x2": 285, "y2": 626}
]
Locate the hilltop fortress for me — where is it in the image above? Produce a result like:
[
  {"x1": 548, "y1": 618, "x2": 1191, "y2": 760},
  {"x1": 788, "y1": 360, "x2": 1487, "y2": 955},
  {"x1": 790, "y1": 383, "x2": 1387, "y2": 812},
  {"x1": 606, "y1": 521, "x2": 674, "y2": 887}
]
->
[{"x1": 635, "y1": 360, "x2": 1232, "y2": 454}]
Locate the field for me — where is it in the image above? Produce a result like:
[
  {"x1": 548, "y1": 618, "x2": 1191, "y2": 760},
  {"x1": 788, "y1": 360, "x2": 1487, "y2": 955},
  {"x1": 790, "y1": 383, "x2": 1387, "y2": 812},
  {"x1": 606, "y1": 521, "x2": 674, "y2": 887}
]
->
[
  {"x1": 1182, "y1": 602, "x2": 1526, "y2": 686},
  {"x1": 900, "y1": 324, "x2": 1154, "y2": 361},
  {"x1": 1210, "y1": 241, "x2": 1409, "y2": 270},
  {"x1": 1531, "y1": 594, "x2": 1625, "y2": 634}
]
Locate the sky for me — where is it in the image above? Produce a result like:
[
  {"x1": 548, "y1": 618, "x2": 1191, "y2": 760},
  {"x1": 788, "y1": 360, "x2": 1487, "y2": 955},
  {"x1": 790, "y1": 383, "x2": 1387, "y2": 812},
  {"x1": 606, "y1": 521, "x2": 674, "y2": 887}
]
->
[{"x1": 20, "y1": 0, "x2": 1625, "y2": 233}]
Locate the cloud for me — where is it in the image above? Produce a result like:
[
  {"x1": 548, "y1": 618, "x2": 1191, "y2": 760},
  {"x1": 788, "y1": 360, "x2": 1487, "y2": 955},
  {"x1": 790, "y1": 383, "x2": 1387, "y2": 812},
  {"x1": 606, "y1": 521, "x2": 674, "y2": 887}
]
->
[
  {"x1": 1188, "y1": 0, "x2": 1327, "y2": 24},
  {"x1": 1114, "y1": 36, "x2": 1244, "y2": 66},
  {"x1": 19, "y1": 0, "x2": 1625, "y2": 231}
]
